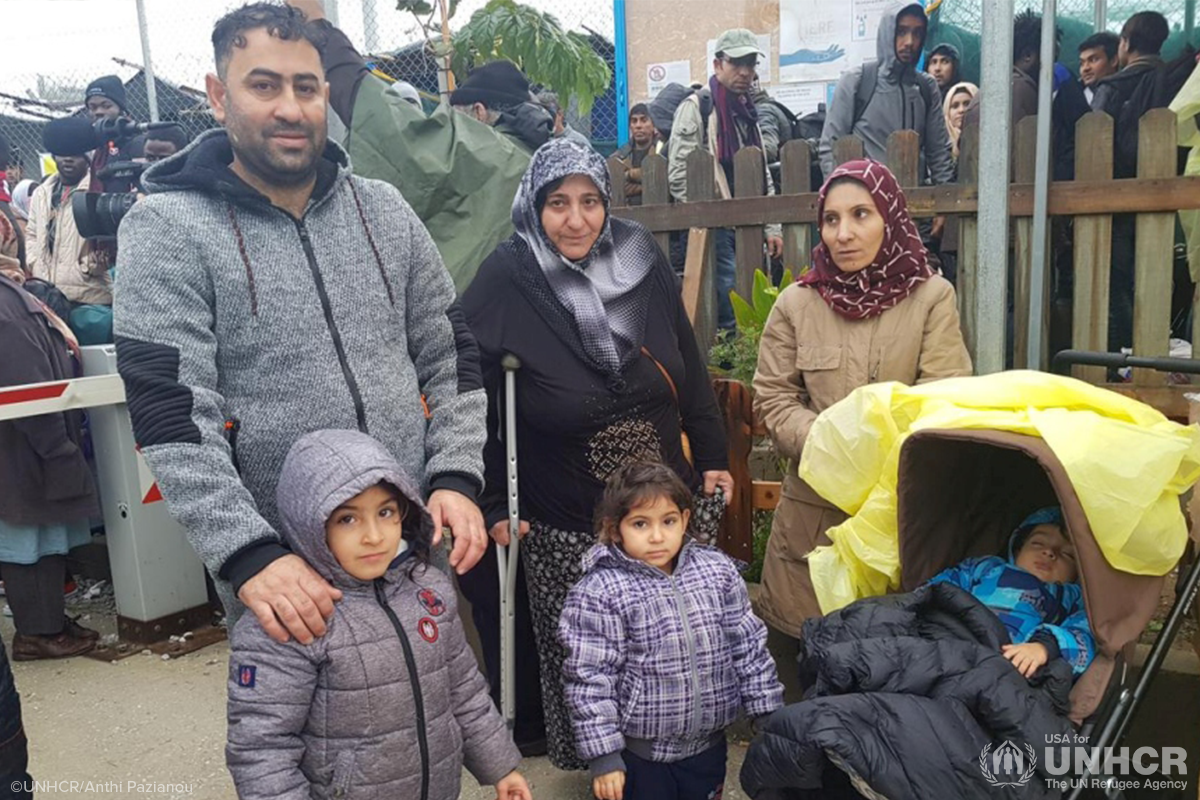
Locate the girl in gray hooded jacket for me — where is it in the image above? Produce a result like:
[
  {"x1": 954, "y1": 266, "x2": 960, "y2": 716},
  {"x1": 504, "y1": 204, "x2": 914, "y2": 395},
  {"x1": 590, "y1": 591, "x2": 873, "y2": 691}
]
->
[{"x1": 226, "y1": 429, "x2": 530, "y2": 800}]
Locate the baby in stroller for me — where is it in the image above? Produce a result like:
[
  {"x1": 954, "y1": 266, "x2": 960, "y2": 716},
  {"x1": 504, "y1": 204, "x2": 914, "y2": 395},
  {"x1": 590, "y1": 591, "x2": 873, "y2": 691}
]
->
[{"x1": 928, "y1": 506, "x2": 1095, "y2": 677}]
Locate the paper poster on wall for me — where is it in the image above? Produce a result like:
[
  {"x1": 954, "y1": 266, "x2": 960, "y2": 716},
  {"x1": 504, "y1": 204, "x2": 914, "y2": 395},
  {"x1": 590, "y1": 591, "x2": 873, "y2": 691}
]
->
[
  {"x1": 706, "y1": 33, "x2": 773, "y2": 85},
  {"x1": 646, "y1": 60, "x2": 692, "y2": 99},
  {"x1": 769, "y1": 82, "x2": 829, "y2": 117},
  {"x1": 779, "y1": 0, "x2": 887, "y2": 83}
]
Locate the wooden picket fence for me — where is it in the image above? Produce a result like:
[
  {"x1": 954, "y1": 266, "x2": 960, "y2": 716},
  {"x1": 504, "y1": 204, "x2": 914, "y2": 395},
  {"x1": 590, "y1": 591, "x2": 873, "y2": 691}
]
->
[{"x1": 608, "y1": 110, "x2": 1200, "y2": 560}]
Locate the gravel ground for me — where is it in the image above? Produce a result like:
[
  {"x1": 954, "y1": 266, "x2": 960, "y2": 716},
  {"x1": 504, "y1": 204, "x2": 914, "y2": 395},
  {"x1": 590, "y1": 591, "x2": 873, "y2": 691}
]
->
[{"x1": 2, "y1": 585, "x2": 753, "y2": 800}]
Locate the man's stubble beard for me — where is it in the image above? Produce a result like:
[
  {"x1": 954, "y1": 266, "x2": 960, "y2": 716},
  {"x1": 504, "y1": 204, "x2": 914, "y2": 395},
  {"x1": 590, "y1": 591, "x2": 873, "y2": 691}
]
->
[{"x1": 226, "y1": 105, "x2": 326, "y2": 190}]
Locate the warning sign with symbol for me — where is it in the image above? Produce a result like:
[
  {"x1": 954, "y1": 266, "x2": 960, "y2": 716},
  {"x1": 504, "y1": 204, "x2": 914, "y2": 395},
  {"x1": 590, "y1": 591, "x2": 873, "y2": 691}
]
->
[{"x1": 646, "y1": 60, "x2": 691, "y2": 99}]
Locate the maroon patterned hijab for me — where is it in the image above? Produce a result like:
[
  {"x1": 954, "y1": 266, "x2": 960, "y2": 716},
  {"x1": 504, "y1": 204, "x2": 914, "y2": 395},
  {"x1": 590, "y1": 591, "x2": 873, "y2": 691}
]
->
[{"x1": 801, "y1": 159, "x2": 933, "y2": 320}]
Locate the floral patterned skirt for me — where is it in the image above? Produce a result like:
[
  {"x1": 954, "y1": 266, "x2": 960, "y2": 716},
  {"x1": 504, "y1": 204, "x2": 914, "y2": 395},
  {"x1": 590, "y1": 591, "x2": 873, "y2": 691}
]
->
[{"x1": 521, "y1": 491, "x2": 725, "y2": 770}]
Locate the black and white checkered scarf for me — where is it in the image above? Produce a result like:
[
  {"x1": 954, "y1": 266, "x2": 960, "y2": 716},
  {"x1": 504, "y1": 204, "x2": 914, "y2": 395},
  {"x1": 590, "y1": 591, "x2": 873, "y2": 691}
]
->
[{"x1": 511, "y1": 138, "x2": 657, "y2": 375}]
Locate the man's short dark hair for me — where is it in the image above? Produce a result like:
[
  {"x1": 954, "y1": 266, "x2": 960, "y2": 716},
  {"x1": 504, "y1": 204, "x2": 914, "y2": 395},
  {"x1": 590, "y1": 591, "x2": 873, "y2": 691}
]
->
[
  {"x1": 146, "y1": 124, "x2": 190, "y2": 151},
  {"x1": 1013, "y1": 10, "x2": 1061, "y2": 63},
  {"x1": 1078, "y1": 31, "x2": 1120, "y2": 61},
  {"x1": 211, "y1": 2, "x2": 326, "y2": 79},
  {"x1": 1121, "y1": 11, "x2": 1170, "y2": 57}
]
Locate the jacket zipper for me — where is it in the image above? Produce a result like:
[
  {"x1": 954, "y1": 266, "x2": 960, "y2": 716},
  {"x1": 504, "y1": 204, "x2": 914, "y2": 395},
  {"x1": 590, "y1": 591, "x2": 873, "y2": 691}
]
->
[
  {"x1": 295, "y1": 220, "x2": 368, "y2": 434},
  {"x1": 669, "y1": 576, "x2": 703, "y2": 732},
  {"x1": 374, "y1": 579, "x2": 430, "y2": 800}
]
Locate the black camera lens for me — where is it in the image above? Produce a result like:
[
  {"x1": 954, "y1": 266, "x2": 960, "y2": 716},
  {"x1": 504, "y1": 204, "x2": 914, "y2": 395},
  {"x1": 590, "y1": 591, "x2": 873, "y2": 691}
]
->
[{"x1": 72, "y1": 191, "x2": 139, "y2": 240}]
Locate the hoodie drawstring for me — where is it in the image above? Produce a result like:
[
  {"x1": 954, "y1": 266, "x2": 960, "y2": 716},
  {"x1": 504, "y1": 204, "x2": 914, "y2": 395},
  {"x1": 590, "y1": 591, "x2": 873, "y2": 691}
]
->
[
  {"x1": 226, "y1": 203, "x2": 259, "y2": 317},
  {"x1": 347, "y1": 180, "x2": 395, "y2": 308},
  {"x1": 224, "y1": 178, "x2": 395, "y2": 318}
]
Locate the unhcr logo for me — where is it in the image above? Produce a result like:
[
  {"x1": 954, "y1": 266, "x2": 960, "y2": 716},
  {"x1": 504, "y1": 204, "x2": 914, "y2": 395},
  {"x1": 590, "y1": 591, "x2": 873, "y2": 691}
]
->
[{"x1": 980, "y1": 741, "x2": 1037, "y2": 787}]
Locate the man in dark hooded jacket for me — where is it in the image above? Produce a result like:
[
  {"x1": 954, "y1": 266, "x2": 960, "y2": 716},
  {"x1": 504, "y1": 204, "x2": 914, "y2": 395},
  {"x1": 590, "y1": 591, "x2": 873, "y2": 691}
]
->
[
  {"x1": 819, "y1": 2, "x2": 953, "y2": 184},
  {"x1": 451, "y1": 61, "x2": 554, "y2": 154}
]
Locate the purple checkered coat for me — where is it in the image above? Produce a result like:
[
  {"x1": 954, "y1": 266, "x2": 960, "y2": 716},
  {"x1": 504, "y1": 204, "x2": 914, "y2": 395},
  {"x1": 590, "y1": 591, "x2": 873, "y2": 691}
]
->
[{"x1": 559, "y1": 541, "x2": 783, "y2": 776}]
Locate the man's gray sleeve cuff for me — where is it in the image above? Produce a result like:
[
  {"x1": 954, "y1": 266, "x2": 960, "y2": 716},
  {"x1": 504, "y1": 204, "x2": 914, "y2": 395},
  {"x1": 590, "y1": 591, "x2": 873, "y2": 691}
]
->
[
  {"x1": 428, "y1": 472, "x2": 481, "y2": 503},
  {"x1": 589, "y1": 752, "x2": 626, "y2": 778}
]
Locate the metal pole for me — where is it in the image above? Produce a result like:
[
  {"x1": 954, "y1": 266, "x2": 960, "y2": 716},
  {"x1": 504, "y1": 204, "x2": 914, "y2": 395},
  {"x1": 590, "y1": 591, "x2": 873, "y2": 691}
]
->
[
  {"x1": 975, "y1": 0, "x2": 1015, "y2": 374},
  {"x1": 1187, "y1": 0, "x2": 1196, "y2": 46},
  {"x1": 1094, "y1": 0, "x2": 1106, "y2": 31},
  {"x1": 324, "y1": 0, "x2": 339, "y2": 28},
  {"x1": 362, "y1": 0, "x2": 380, "y2": 55},
  {"x1": 1027, "y1": 0, "x2": 1056, "y2": 369},
  {"x1": 614, "y1": 0, "x2": 630, "y2": 147},
  {"x1": 135, "y1": 0, "x2": 160, "y2": 122}
]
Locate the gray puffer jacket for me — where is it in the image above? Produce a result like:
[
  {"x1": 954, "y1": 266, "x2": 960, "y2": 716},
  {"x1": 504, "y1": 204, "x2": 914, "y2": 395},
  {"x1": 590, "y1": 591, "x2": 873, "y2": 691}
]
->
[{"x1": 226, "y1": 430, "x2": 519, "y2": 800}]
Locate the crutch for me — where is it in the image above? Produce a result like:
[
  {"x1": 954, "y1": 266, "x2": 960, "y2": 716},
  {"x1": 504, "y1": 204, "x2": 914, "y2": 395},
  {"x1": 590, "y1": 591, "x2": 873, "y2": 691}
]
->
[{"x1": 496, "y1": 354, "x2": 522, "y2": 730}]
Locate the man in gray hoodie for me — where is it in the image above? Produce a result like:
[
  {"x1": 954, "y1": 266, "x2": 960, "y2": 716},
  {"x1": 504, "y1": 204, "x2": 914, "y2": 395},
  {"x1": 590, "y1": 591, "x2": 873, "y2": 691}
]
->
[
  {"x1": 114, "y1": 2, "x2": 488, "y2": 644},
  {"x1": 818, "y1": 2, "x2": 954, "y2": 186}
]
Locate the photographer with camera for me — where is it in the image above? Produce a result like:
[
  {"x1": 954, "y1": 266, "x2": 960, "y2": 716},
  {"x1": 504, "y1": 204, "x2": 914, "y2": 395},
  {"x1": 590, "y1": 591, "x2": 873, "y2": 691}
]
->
[
  {"x1": 27, "y1": 117, "x2": 112, "y2": 344},
  {"x1": 85, "y1": 76, "x2": 141, "y2": 193}
]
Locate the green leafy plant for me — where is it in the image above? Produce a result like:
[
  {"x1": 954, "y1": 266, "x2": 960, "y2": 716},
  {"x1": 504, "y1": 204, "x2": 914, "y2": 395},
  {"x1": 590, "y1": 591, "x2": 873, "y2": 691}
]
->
[
  {"x1": 450, "y1": 0, "x2": 612, "y2": 114},
  {"x1": 731, "y1": 267, "x2": 793, "y2": 333},
  {"x1": 709, "y1": 268, "x2": 793, "y2": 388}
]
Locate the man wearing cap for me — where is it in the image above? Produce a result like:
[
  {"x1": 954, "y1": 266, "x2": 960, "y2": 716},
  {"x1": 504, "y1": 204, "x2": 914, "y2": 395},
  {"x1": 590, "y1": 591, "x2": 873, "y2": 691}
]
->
[
  {"x1": 927, "y1": 43, "x2": 961, "y2": 94},
  {"x1": 450, "y1": 61, "x2": 553, "y2": 154},
  {"x1": 668, "y1": 28, "x2": 783, "y2": 333},
  {"x1": 27, "y1": 117, "x2": 110, "y2": 310},
  {"x1": 612, "y1": 103, "x2": 663, "y2": 206},
  {"x1": 84, "y1": 75, "x2": 141, "y2": 193}
]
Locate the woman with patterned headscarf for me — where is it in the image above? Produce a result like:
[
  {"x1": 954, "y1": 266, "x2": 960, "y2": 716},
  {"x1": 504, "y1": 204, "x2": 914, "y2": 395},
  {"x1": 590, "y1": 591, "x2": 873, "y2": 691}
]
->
[
  {"x1": 753, "y1": 159, "x2": 972, "y2": 640},
  {"x1": 460, "y1": 138, "x2": 733, "y2": 770}
]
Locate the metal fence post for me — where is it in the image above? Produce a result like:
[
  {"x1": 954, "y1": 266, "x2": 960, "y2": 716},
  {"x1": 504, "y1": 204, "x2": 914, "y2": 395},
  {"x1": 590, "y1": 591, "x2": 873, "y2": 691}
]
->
[
  {"x1": 135, "y1": 0, "x2": 160, "y2": 122},
  {"x1": 975, "y1": 0, "x2": 1015, "y2": 374},
  {"x1": 325, "y1": 0, "x2": 340, "y2": 27},
  {"x1": 1027, "y1": 0, "x2": 1057, "y2": 369},
  {"x1": 1095, "y1": 0, "x2": 1107, "y2": 31},
  {"x1": 614, "y1": 0, "x2": 629, "y2": 147}
]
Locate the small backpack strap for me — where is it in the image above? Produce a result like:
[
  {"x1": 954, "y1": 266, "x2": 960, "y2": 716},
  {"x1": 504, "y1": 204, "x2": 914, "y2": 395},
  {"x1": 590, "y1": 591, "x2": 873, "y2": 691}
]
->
[{"x1": 853, "y1": 61, "x2": 880, "y2": 126}]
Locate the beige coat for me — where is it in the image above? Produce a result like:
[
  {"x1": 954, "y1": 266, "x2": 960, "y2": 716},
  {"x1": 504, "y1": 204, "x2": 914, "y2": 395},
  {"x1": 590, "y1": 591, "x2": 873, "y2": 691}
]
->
[
  {"x1": 752, "y1": 276, "x2": 972, "y2": 637},
  {"x1": 27, "y1": 173, "x2": 111, "y2": 305}
]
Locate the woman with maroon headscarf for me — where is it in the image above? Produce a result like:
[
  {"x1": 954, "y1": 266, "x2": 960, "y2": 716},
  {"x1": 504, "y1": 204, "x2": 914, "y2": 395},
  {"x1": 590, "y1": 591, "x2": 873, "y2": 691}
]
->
[{"x1": 752, "y1": 160, "x2": 972, "y2": 640}]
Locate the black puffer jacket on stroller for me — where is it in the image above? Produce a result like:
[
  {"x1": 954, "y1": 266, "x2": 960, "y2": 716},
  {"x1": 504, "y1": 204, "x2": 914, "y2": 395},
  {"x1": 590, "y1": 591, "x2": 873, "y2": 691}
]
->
[{"x1": 741, "y1": 582, "x2": 1076, "y2": 799}]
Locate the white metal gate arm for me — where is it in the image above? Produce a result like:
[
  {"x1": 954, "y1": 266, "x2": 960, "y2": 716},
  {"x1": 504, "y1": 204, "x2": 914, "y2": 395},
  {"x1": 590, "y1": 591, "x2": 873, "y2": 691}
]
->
[{"x1": 0, "y1": 374, "x2": 128, "y2": 421}]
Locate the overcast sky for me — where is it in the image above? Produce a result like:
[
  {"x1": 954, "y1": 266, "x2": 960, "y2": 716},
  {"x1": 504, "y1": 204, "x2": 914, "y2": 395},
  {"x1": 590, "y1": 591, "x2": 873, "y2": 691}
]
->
[{"x1": 1, "y1": 0, "x2": 607, "y2": 102}]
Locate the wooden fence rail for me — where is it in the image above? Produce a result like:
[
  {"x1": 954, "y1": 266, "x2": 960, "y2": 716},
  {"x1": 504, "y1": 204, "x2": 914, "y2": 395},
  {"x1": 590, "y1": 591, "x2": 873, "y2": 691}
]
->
[{"x1": 608, "y1": 110, "x2": 1200, "y2": 555}]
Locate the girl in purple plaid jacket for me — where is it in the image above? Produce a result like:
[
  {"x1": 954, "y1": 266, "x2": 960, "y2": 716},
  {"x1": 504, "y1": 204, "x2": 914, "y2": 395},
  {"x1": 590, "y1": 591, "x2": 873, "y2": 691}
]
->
[{"x1": 559, "y1": 462, "x2": 784, "y2": 800}]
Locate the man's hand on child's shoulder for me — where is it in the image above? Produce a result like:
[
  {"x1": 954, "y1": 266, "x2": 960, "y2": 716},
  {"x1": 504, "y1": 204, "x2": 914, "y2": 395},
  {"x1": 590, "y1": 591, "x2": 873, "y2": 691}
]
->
[
  {"x1": 238, "y1": 554, "x2": 342, "y2": 645},
  {"x1": 1002, "y1": 642, "x2": 1049, "y2": 678},
  {"x1": 592, "y1": 770, "x2": 625, "y2": 800},
  {"x1": 495, "y1": 770, "x2": 533, "y2": 800}
]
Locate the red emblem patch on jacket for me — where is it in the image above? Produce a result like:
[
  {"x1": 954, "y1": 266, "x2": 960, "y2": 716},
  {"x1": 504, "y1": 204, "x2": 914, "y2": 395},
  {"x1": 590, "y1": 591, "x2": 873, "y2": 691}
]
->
[
  {"x1": 237, "y1": 665, "x2": 257, "y2": 688},
  {"x1": 417, "y1": 617, "x2": 439, "y2": 643},
  {"x1": 417, "y1": 587, "x2": 446, "y2": 616}
]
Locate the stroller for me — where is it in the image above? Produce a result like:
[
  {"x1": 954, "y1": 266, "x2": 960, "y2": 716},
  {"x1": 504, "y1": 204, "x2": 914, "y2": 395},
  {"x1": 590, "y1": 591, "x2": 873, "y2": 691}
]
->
[{"x1": 743, "y1": 356, "x2": 1200, "y2": 800}]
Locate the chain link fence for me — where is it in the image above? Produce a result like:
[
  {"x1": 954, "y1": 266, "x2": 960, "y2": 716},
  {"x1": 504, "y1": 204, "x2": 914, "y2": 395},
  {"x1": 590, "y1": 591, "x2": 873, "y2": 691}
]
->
[{"x1": 0, "y1": 0, "x2": 618, "y2": 182}]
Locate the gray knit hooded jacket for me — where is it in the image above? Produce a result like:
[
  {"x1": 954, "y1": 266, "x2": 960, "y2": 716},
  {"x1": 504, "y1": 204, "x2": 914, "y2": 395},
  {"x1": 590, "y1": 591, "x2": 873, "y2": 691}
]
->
[
  {"x1": 226, "y1": 429, "x2": 520, "y2": 800},
  {"x1": 113, "y1": 130, "x2": 486, "y2": 614}
]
